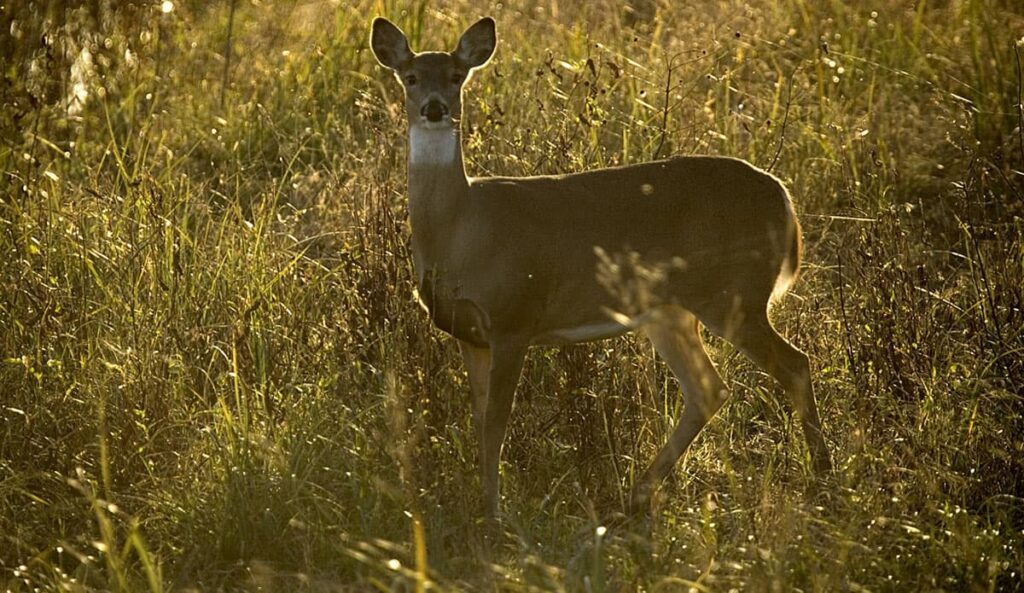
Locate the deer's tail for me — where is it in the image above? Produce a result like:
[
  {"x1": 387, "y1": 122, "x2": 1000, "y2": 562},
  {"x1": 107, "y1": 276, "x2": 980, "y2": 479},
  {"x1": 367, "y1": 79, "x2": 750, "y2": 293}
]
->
[{"x1": 771, "y1": 201, "x2": 802, "y2": 303}]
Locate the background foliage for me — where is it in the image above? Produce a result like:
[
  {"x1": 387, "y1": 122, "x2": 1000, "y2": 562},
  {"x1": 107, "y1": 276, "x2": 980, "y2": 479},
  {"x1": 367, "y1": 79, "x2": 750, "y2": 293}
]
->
[{"x1": 2, "y1": 0, "x2": 1023, "y2": 591}]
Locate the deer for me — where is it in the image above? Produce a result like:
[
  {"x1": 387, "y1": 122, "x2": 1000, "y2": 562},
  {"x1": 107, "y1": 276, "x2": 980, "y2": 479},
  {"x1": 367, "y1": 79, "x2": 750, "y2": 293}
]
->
[{"x1": 368, "y1": 16, "x2": 833, "y2": 517}]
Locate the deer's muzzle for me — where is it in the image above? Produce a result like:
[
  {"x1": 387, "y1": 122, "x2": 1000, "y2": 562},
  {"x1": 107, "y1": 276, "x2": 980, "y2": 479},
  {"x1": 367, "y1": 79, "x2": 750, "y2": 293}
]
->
[{"x1": 421, "y1": 100, "x2": 449, "y2": 122}]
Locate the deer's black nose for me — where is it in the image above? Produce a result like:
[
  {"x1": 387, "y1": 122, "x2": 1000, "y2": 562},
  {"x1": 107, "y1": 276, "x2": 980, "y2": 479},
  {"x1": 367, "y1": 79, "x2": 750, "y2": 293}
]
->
[{"x1": 421, "y1": 100, "x2": 449, "y2": 122}]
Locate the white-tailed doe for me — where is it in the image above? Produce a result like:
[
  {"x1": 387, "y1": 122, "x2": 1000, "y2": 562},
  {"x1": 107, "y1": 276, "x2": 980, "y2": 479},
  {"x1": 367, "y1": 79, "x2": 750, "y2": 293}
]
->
[{"x1": 369, "y1": 16, "x2": 832, "y2": 516}]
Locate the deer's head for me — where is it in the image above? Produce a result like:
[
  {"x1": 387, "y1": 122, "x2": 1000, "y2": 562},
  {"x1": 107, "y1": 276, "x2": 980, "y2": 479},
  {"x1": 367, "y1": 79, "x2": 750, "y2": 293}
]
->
[{"x1": 370, "y1": 17, "x2": 496, "y2": 130}]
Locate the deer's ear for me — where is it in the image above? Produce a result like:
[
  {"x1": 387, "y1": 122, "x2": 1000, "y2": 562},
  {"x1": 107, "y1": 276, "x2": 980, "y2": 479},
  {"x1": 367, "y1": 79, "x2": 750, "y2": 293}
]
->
[
  {"x1": 453, "y1": 17, "x2": 496, "y2": 69},
  {"x1": 370, "y1": 17, "x2": 413, "y2": 70}
]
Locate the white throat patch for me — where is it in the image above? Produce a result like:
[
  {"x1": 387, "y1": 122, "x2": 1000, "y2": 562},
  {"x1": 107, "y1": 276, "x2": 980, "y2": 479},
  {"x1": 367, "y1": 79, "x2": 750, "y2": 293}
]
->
[{"x1": 409, "y1": 125, "x2": 459, "y2": 166}]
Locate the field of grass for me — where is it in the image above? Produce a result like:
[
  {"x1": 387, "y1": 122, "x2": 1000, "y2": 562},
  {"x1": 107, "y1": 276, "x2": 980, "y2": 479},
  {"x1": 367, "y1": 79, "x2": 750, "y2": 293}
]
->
[{"x1": 2, "y1": 0, "x2": 1023, "y2": 591}]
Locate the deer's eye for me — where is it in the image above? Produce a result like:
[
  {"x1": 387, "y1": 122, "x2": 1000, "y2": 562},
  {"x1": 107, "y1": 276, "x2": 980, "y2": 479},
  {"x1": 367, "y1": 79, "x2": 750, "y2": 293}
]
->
[
  {"x1": 451, "y1": 73, "x2": 464, "y2": 85},
  {"x1": 404, "y1": 74, "x2": 418, "y2": 86}
]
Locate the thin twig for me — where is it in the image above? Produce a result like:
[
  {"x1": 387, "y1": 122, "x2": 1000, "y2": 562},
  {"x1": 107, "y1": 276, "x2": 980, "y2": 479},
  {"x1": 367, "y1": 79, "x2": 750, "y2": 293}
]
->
[
  {"x1": 836, "y1": 249, "x2": 857, "y2": 381},
  {"x1": 653, "y1": 52, "x2": 680, "y2": 160},
  {"x1": 962, "y1": 215, "x2": 1005, "y2": 348},
  {"x1": 1014, "y1": 42, "x2": 1023, "y2": 169},
  {"x1": 768, "y1": 65, "x2": 799, "y2": 173},
  {"x1": 220, "y1": 0, "x2": 238, "y2": 110}
]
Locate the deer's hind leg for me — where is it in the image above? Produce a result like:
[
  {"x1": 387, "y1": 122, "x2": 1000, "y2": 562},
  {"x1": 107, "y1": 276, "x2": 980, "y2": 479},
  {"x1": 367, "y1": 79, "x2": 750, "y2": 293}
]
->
[
  {"x1": 631, "y1": 305, "x2": 731, "y2": 512},
  {"x1": 724, "y1": 310, "x2": 832, "y2": 474}
]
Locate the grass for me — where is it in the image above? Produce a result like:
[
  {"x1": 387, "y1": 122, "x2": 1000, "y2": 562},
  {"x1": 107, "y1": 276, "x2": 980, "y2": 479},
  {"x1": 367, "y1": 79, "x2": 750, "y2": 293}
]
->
[{"x1": 2, "y1": 0, "x2": 1023, "y2": 591}]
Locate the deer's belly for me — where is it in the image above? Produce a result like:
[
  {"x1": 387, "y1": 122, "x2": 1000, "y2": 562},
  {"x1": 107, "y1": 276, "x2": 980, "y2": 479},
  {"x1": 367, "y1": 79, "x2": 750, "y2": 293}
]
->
[{"x1": 534, "y1": 321, "x2": 631, "y2": 345}]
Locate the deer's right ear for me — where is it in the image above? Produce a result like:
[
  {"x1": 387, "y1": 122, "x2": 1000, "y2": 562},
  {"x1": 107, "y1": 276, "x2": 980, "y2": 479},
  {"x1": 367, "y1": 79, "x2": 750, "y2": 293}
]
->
[{"x1": 370, "y1": 17, "x2": 413, "y2": 70}]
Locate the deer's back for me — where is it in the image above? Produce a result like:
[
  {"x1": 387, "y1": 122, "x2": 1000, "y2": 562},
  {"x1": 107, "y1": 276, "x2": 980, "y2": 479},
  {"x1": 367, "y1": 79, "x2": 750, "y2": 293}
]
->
[{"x1": 467, "y1": 155, "x2": 794, "y2": 267}]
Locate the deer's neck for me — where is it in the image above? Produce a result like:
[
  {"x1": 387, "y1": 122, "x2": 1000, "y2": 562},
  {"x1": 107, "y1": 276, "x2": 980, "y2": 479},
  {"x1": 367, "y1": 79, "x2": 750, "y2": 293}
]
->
[{"x1": 406, "y1": 125, "x2": 468, "y2": 279}]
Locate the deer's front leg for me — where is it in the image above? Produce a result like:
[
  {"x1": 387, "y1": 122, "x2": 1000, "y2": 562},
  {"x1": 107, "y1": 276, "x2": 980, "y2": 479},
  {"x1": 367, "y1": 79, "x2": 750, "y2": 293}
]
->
[
  {"x1": 458, "y1": 341, "x2": 490, "y2": 438},
  {"x1": 479, "y1": 339, "x2": 528, "y2": 517}
]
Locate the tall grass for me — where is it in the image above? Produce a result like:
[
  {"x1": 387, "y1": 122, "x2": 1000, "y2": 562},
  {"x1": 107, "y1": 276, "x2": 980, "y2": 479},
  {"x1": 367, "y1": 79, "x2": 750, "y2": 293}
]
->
[{"x1": 2, "y1": 0, "x2": 1022, "y2": 591}]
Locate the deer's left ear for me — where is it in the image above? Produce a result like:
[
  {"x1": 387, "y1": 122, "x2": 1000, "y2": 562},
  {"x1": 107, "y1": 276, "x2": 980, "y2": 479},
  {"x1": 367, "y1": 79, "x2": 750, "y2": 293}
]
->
[{"x1": 453, "y1": 17, "x2": 496, "y2": 69}]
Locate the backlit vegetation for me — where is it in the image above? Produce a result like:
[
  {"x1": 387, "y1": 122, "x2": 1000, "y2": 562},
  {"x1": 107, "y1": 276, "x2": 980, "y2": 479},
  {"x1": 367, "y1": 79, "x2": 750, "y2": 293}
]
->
[{"x1": 2, "y1": 1, "x2": 1022, "y2": 591}]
